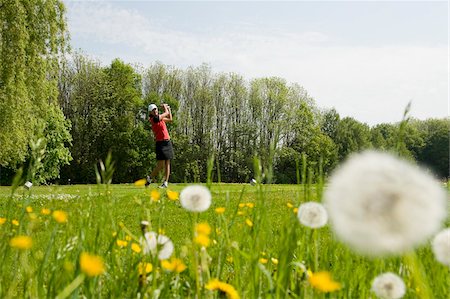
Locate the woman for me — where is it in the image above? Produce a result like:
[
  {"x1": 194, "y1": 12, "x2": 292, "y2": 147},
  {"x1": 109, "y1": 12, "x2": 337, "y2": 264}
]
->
[{"x1": 146, "y1": 103, "x2": 174, "y2": 188}]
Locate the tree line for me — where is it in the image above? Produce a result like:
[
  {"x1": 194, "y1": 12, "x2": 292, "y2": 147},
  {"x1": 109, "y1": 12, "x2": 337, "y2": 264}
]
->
[{"x1": 0, "y1": 1, "x2": 448, "y2": 185}]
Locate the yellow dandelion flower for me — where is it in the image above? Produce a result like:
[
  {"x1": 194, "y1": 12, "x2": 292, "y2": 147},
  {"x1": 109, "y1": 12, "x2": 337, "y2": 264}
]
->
[
  {"x1": 226, "y1": 256, "x2": 234, "y2": 263},
  {"x1": 134, "y1": 178, "x2": 147, "y2": 186},
  {"x1": 112, "y1": 231, "x2": 117, "y2": 237},
  {"x1": 80, "y1": 252, "x2": 105, "y2": 277},
  {"x1": 116, "y1": 240, "x2": 128, "y2": 248},
  {"x1": 28, "y1": 213, "x2": 37, "y2": 220},
  {"x1": 237, "y1": 211, "x2": 245, "y2": 216},
  {"x1": 9, "y1": 235, "x2": 33, "y2": 250},
  {"x1": 196, "y1": 222, "x2": 211, "y2": 235},
  {"x1": 138, "y1": 262, "x2": 153, "y2": 275},
  {"x1": 271, "y1": 257, "x2": 279, "y2": 265},
  {"x1": 0, "y1": 217, "x2": 6, "y2": 225},
  {"x1": 245, "y1": 219, "x2": 253, "y2": 227},
  {"x1": 206, "y1": 279, "x2": 240, "y2": 299},
  {"x1": 286, "y1": 202, "x2": 294, "y2": 208},
  {"x1": 246, "y1": 203, "x2": 255, "y2": 208},
  {"x1": 194, "y1": 234, "x2": 211, "y2": 247},
  {"x1": 238, "y1": 203, "x2": 245, "y2": 208},
  {"x1": 41, "y1": 208, "x2": 51, "y2": 215},
  {"x1": 151, "y1": 190, "x2": 161, "y2": 202},
  {"x1": 259, "y1": 258, "x2": 268, "y2": 264},
  {"x1": 12, "y1": 219, "x2": 19, "y2": 226},
  {"x1": 308, "y1": 271, "x2": 341, "y2": 293},
  {"x1": 293, "y1": 208, "x2": 299, "y2": 214},
  {"x1": 158, "y1": 228, "x2": 165, "y2": 235},
  {"x1": 131, "y1": 243, "x2": 142, "y2": 253},
  {"x1": 119, "y1": 222, "x2": 125, "y2": 228},
  {"x1": 125, "y1": 235, "x2": 132, "y2": 241},
  {"x1": 161, "y1": 257, "x2": 187, "y2": 273},
  {"x1": 260, "y1": 251, "x2": 267, "y2": 256},
  {"x1": 26, "y1": 206, "x2": 33, "y2": 213},
  {"x1": 215, "y1": 207, "x2": 226, "y2": 214},
  {"x1": 167, "y1": 190, "x2": 179, "y2": 200},
  {"x1": 52, "y1": 210, "x2": 68, "y2": 223}
]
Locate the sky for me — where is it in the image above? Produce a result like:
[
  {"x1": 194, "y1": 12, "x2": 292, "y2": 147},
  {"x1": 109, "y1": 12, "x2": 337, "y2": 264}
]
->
[{"x1": 64, "y1": 0, "x2": 449, "y2": 126}]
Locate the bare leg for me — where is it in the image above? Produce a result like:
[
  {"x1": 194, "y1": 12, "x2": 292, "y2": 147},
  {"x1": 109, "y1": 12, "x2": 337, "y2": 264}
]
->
[
  {"x1": 164, "y1": 160, "x2": 170, "y2": 182},
  {"x1": 151, "y1": 160, "x2": 165, "y2": 178}
]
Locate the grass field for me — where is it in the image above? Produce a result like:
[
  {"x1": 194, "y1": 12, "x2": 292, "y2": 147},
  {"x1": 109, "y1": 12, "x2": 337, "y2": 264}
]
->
[{"x1": 0, "y1": 182, "x2": 448, "y2": 298}]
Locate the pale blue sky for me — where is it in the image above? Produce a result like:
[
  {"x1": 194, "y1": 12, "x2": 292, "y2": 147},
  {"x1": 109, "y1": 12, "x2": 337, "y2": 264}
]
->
[{"x1": 64, "y1": 0, "x2": 449, "y2": 125}]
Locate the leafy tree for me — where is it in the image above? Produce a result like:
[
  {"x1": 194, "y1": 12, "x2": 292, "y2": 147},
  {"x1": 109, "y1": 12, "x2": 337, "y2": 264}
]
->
[
  {"x1": 415, "y1": 118, "x2": 449, "y2": 178},
  {"x1": 334, "y1": 117, "x2": 371, "y2": 160},
  {"x1": 0, "y1": 0, "x2": 71, "y2": 183}
]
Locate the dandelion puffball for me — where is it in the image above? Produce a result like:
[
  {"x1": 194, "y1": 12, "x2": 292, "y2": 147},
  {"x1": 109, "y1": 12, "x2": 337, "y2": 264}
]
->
[
  {"x1": 180, "y1": 185, "x2": 212, "y2": 212},
  {"x1": 297, "y1": 202, "x2": 328, "y2": 228},
  {"x1": 141, "y1": 232, "x2": 174, "y2": 260},
  {"x1": 324, "y1": 150, "x2": 447, "y2": 256},
  {"x1": 432, "y1": 228, "x2": 450, "y2": 266},
  {"x1": 371, "y1": 272, "x2": 405, "y2": 299}
]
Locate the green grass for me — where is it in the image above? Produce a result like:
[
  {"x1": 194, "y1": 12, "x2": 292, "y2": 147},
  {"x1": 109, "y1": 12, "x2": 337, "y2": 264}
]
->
[{"x1": 0, "y1": 183, "x2": 448, "y2": 298}]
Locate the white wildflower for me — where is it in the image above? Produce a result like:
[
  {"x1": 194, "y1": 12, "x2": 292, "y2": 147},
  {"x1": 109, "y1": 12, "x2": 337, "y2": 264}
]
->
[
  {"x1": 371, "y1": 272, "x2": 405, "y2": 299},
  {"x1": 141, "y1": 232, "x2": 174, "y2": 260},
  {"x1": 297, "y1": 202, "x2": 328, "y2": 228},
  {"x1": 432, "y1": 228, "x2": 450, "y2": 266},
  {"x1": 179, "y1": 185, "x2": 211, "y2": 212},
  {"x1": 324, "y1": 150, "x2": 447, "y2": 256}
]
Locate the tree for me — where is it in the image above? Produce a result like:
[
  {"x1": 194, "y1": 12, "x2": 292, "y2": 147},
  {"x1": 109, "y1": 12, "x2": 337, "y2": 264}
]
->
[
  {"x1": 59, "y1": 56, "x2": 147, "y2": 183},
  {"x1": 0, "y1": 0, "x2": 72, "y2": 182},
  {"x1": 334, "y1": 117, "x2": 371, "y2": 160},
  {"x1": 415, "y1": 118, "x2": 449, "y2": 179}
]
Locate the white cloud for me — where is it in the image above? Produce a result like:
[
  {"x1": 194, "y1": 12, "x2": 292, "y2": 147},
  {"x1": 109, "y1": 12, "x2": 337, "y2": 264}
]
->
[{"x1": 66, "y1": 1, "x2": 448, "y2": 125}]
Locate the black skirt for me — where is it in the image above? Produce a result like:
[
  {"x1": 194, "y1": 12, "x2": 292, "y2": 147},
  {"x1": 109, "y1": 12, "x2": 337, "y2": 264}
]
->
[{"x1": 155, "y1": 140, "x2": 174, "y2": 160}]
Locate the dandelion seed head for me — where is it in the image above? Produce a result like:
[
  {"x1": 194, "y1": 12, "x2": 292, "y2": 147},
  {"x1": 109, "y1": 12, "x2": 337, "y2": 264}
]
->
[
  {"x1": 141, "y1": 231, "x2": 174, "y2": 260},
  {"x1": 371, "y1": 272, "x2": 405, "y2": 299},
  {"x1": 297, "y1": 202, "x2": 328, "y2": 228},
  {"x1": 324, "y1": 151, "x2": 447, "y2": 255},
  {"x1": 432, "y1": 228, "x2": 450, "y2": 266},
  {"x1": 180, "y1": 185, "x2": 211, "y2": 212}
]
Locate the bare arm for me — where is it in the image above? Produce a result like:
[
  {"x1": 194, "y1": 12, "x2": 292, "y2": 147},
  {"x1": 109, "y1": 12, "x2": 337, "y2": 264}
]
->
[{"x1": 161, "y1": 104, "x2": 172, "y2": 122}]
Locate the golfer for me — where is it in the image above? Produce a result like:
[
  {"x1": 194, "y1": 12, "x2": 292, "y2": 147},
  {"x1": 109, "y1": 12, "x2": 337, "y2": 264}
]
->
[{"x1": 146, "y1": 103, "x2": 174, "y2": 188}]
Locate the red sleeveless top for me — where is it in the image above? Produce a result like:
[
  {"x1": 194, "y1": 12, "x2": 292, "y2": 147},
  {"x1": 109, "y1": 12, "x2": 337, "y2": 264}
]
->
[{"x1": 150, "y1": 116, "x2": 170, "y2": 141}]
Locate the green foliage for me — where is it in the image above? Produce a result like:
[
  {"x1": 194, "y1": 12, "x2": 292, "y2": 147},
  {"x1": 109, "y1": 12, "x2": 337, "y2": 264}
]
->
[
  {"x1": 0, "y1": 0, "x2": 71, "y2": 183},
  {"x1": 0, "y1": 184, "x2": 448, "y2": 298},
  {"x1": 415, "y1": 118, "x2": 449, "y2": 178},
  {"x1": 334, "y1": 117, "x2": 371, "y2": 160}
]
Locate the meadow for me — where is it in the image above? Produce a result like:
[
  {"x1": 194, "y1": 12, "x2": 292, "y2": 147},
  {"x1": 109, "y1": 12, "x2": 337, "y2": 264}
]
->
[{"x1": 0, "y1": 181, "x2": 448, "y2": 299}]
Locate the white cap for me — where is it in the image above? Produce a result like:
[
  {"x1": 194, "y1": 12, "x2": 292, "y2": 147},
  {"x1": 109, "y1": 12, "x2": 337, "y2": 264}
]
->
[{"x1": 148, "y1": 104, "x2": 157, "y2": 111}]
